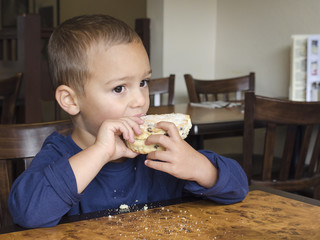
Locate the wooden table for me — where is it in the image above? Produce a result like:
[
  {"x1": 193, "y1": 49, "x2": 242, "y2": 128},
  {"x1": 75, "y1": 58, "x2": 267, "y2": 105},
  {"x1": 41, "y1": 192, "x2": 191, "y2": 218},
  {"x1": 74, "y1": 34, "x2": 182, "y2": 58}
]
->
[
  {"x1": 1, "y1": 186, "x2": 320, "y2": 239},
  {"x1": 148, "y1": 103, "x2": 244, "y2": 149}
]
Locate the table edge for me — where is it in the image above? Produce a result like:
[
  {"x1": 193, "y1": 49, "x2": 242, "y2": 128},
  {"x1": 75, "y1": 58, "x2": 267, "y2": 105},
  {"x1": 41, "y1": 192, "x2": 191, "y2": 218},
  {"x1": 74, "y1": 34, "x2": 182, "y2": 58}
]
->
[
  {"x1": 1, "y1": 186, "x2": 320, "y2": 234},
  {"x1": 249, "y1": 185, "x2": 320, "y2": 206}
]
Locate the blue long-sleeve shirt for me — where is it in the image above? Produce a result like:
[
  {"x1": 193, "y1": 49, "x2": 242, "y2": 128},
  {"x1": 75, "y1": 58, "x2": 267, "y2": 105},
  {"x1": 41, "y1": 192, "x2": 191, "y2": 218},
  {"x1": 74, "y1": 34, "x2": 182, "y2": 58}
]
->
[{"x1": 9, "y1": 132, "x2": 248, "y2": 228}]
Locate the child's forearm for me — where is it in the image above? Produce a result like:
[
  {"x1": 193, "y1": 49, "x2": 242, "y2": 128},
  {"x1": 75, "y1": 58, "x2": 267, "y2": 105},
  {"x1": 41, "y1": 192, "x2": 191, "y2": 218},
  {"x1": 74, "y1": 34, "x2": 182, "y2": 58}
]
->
[
  {"x1": 69, "y1": 144, "x2": 110, "y2": 193},
  {"x1": 193, "y1": 154, "x2": 219, "y2": 188},
  {"x1": 184, "y1": 150, "x2": 249, "y2": 204}
]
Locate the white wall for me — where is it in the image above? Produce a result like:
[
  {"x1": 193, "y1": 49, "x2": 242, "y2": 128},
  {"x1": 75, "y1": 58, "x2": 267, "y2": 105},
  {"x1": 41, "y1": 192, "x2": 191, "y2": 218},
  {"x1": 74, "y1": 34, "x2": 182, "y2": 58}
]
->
[
  {"x1": 148, "y1": 0, "x2": 320, "y2": 100},
  {"x1": 147, "y1": 0, "x2": 217, "y2": 103},
  {"x1": 147, "y1": 0, "x2": 320, "y2": 154},
  {"x1": 215, "y1": 0, "x2": 320, "y2": 98}
]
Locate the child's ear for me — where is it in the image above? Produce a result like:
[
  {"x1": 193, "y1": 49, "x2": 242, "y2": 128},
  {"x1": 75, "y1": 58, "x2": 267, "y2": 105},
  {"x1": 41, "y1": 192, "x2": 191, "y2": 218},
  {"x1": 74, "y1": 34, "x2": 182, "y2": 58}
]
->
[{"x1": 55, "y1": 85, "x2": 80, "y2": 116}]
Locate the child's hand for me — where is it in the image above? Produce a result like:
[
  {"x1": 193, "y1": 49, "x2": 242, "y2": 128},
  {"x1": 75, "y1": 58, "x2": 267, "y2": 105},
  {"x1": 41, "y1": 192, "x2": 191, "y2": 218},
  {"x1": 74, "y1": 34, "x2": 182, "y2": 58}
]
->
[
  {"x1": 144, "y1": 121, "x2": 218, "y2": 188},
  {"x1": 95, "y1": 116, "x2": 143, "y2": 162},
  {"x1": 69, "y1": 116, "x2": 143, "y2": 194}
]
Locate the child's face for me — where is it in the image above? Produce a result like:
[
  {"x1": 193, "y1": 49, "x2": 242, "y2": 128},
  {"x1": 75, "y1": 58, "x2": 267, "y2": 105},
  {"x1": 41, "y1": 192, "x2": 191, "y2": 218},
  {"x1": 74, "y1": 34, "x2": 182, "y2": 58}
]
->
[{"x1": 76, "y1": 41, "x2": 151, "y2": 137}]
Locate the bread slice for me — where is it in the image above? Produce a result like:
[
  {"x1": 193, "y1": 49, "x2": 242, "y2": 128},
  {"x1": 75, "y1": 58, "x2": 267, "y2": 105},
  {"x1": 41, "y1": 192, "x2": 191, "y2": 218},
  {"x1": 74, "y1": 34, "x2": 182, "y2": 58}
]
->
[{"x1": 125, "y1": 113, "x2": 192, "y2": 154}]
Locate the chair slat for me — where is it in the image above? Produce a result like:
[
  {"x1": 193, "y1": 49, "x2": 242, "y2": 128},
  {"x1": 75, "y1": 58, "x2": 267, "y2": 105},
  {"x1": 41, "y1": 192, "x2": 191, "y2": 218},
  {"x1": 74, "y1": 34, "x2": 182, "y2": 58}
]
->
[
  {"x1": 223, "y1": 93, "x2": 228, "y2": 101},
  {"x1": 262, "y1": 123, "x2": 276, "y2": 181},
  {"x1": 308, "y1": 127, "x2": 320, "y2": 177},
  {"x1": 279, "y1": 125, "x2": 297, "y2": 181},
  {"x1": 295, "y1": 125, "x2": 313, "y2": 179}
]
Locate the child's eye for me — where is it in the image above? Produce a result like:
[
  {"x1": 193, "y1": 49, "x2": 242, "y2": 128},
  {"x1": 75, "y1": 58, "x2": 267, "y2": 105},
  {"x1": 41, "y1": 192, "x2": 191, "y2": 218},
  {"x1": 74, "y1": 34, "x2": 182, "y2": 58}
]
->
[
  {"x1": 140, "y1": 79, "x2": 150, "y2": 88},
  {"x1": 113, "y1": 85, "x2": 125, "y2": 94}
]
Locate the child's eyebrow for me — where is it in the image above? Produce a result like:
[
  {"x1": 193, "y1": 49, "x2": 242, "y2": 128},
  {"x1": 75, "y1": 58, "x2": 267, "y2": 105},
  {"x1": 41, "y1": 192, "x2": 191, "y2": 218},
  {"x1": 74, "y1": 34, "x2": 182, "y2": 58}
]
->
[
  {"x1": 142, "y1": 69, "x2": 152, "y2": 79},
  {"x1": 101, "y1": 76, "x2": 125, "y2": 86},
  {"x1": 107, "y1": 70, "x2": 153, "y2": 83}
]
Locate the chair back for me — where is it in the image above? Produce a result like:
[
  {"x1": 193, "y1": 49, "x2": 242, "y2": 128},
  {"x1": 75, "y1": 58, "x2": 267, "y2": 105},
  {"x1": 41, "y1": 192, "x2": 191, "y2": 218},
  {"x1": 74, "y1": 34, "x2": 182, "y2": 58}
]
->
[
  {"x1": 243, "y1": 91, "x2": 320, "y2": 199},
  {"x1": 0, "y1": 73, "x2": 22, "y2": 124},
  {"x1": 0, "y1": 120, "x2": 73, "y2": 227},
  {"x1": 184, "y1": 72, "x2": 255, "y2": 103},
  {"x1": 148, "y1": 74, "x2": 175, "y2": 106}
]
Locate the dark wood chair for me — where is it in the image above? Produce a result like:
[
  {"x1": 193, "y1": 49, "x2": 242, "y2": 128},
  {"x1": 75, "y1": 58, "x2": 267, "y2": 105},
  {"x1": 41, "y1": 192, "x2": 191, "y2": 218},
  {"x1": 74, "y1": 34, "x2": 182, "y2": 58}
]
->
[
  {"x1": 0, "y1": 120, "x2": 73, "y2": 228},
  {"x1": 184, "y1": 72, "x2": 255, "y2": 103},
  {"x1": 148, "y1": 74, "x2": 175, "y2": 107},
  {"x1": 0, "y1": 73, "x2": 23, "y2": 124},
  {"x1": 183, "y1": 73, "x2": 255, "y2": 146},
  {"x1": 242, "y1": 91, "x2": 320, "y2": 199}
]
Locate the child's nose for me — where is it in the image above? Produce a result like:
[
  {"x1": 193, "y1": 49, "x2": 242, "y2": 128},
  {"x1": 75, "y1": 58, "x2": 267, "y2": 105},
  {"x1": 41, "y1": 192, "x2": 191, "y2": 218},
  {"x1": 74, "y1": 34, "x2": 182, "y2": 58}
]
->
[{"x1": 131, "y1": 88, "x2": 147, "y2": 107}]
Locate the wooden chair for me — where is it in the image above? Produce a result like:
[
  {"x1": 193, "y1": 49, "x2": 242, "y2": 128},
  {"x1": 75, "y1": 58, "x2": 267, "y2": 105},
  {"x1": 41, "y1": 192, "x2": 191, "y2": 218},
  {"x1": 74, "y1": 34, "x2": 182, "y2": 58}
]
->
[
  {"x1": 184, "y1": 72, "x2": 255, "y2": 103},
  {"x1": 183, "y1": 73, "x2": 254, "y2": 146},
  {"x1": 242, "y1": 91, "x2": 320, "y2": 199},
  {"x1": 0, "y1": 120, "x2": 73, "y2": 227},
  {"x1": 148, "y1": 74, "x2": 175, "y2": 107},
  {"x1": 0, "y1": 73, "x2": 22, "y2": 124}
]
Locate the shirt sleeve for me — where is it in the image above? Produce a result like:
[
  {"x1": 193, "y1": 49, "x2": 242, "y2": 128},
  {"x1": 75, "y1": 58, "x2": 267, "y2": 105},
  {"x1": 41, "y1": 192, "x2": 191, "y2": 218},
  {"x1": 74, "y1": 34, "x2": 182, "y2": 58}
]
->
[
  {"x1": 8, "y1": 145, "x2": 81, "y2": 228},
  {"x1": 184, "y1": 150, "x2": 249, "y2": 204}
]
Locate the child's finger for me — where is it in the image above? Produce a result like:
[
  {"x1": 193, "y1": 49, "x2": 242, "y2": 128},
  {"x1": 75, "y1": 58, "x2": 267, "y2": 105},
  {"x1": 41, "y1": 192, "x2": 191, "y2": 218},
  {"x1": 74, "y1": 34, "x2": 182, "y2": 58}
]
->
[
  {"x1": 117, "y1": 117, "x2": 143, "y2": 142},
  {"x1": 126, "y1": 117, "x2": 144, "y2": 135},
  {"x1": 144, "y1": 159, "x2": 171, "y2": 173},
  {"x1": 145, "y1": 134, "x2": 171, "y2": 151},
  {"x1": 123, "y1": 148, "x2": 139, "y2": 159},
  {"x1": 154, "y1": 121, "x2": 181, "y2": 139},
  {"x1": 146, "y1": 148, "x2": 168, "y2": 162},
  {"x1": 143, "y1": 121, "x2": 179, "y2": 147},
  {"x1": 118, "y1": 121, "x2": 137, "y2": 143},
  {"x1": 119, "y1": 117, "x2": 143, "y2": 137}
]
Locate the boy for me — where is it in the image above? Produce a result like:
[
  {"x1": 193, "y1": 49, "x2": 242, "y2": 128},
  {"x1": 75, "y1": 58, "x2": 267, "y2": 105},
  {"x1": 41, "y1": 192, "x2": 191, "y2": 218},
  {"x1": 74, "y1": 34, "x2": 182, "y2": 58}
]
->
[{"x1": 9, "y1": 14, "x2": 248, "y2": 228}]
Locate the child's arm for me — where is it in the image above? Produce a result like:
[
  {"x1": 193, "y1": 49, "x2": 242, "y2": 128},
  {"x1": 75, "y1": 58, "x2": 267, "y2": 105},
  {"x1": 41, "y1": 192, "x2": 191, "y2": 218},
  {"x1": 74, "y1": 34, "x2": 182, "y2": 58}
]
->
[
  {"x1": 9, "y1": 117, "x2": 143, "y2": 228},
  {"x1": 69, "y1": 116, "x2": 143, "y2": 193},
  {"x1": 144, "y1": 121, "x2": 249, "y2": 203}
]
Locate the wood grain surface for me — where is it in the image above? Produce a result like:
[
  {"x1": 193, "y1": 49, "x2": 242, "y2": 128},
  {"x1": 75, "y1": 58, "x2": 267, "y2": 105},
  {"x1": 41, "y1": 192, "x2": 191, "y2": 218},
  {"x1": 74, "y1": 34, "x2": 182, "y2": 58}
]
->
[{"x1": 1, "y1": 190, "x2": 320, "y2": 239}]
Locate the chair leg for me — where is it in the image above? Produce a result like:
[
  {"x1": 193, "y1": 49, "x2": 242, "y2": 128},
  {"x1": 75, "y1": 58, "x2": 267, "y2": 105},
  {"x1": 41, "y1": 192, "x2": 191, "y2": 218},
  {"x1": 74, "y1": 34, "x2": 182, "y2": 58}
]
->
[
  {"x1": 186, "y1": 135, "x2": 204, "y2": 150},
  {"x1": 313, "y1": 185, "x2": 320, "y2": 200}
]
